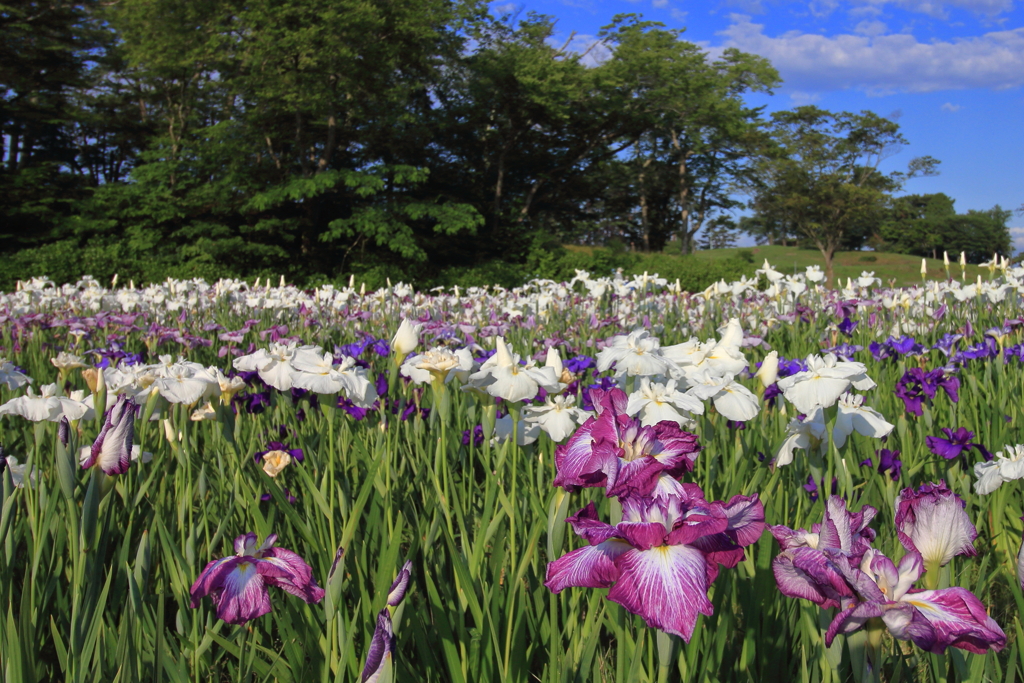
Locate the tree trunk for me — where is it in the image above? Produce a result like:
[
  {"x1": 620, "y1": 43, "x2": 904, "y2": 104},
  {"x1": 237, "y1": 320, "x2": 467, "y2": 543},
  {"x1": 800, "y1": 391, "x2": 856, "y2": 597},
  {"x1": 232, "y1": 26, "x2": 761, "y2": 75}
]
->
[
  {"x1": 817, "y1": 241, "x2": 835, "y2": 287},
  {"x1": 316, "y1": 115, "x2": 337, "y2": 174},
  {"x1": 669, "y1": 130, "x2": 691, "y2": 254},
  {"x1": 493, "y1": 145, "x2": 507, "y2": 232},
  {"x1": 638, "y1": 157, "x2": 652, "y2": 252}
]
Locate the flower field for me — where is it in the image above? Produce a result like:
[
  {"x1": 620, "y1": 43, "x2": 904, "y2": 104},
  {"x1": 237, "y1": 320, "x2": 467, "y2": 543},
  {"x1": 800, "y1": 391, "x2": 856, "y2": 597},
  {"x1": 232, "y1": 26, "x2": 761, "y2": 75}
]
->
[{"x1": 2, "y1": 260, "x2": 1024, "y2": 683}]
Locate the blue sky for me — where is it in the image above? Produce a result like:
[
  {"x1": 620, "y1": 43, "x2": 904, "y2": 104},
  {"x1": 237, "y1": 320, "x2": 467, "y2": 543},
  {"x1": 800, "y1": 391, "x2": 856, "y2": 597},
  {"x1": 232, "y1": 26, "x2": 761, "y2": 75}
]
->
[{"x1": 491, "y1": 0, "x2": 1024, "y2": 250}]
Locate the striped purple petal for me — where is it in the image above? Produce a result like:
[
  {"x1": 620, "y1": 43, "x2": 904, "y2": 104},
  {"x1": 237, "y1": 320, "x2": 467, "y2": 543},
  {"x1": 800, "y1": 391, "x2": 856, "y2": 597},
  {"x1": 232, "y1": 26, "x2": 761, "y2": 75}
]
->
[
  {"x1": 545, "y1": 540, "x2": 630, "y2": 593},
  {"x1": 901, "y1": 587, "x2": 1007, "y2": 654},
  {"x1": 606, "y1": 545, "x2": 714, "y2": 641}
]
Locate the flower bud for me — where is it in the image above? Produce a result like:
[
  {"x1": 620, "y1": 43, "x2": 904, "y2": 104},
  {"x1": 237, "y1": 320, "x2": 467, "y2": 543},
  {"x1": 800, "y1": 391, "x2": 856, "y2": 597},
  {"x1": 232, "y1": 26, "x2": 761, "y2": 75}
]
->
[
  {"x1": 755, "y1": 351, "x2": 779, "y2": 388},
  {"x1": 386, "y1": 560, "x2": 412, "y2": 607},
  {"x1": 391, "y1": 319, "x2": 421, "y2": 358},
  {"x1": 82, "y1": 393, "x2": 136, "y2": 475}
]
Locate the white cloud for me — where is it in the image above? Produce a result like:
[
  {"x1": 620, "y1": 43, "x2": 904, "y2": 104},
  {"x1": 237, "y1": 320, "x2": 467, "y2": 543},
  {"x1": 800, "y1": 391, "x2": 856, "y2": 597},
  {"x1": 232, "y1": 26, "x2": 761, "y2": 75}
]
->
[
  {"x1": 671, "y1": 7, "x2": 689, "y2": 20},
  {"x1": 653, "y1": 0, "x2": 669, "y2": 7},
  {"x1": 718, "y1": 15, "x2": 1024, "y2": 93},
  {"x1": 941, "y1": 102, "x2": 962, "y2": 111},
  {"x1": 1010, "y1": 227, "x2": 1024, "y2": 252},
  {"x1": 854, "y1": 19, "x2": 889, "y2": 36},
  {"x1": 790, "y1": 90, "x2": 822, "y2": 104},
  {"x1": 866, "y1": 0, "x2": 1014, "y2": 19},
  {"x1": 490, "y1": 1, "x2": 518, "y2": 15},
  {"x1": 724, "y1": 0, "x2": 766, "y2": 13}
]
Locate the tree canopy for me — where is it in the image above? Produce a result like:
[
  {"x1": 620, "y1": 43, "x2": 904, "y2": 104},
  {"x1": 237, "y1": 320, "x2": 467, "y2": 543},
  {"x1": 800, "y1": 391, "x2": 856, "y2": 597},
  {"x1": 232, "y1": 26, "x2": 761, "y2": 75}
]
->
[{"x1": 0, "y1": 3, "x2": 1005, "y2": 288}]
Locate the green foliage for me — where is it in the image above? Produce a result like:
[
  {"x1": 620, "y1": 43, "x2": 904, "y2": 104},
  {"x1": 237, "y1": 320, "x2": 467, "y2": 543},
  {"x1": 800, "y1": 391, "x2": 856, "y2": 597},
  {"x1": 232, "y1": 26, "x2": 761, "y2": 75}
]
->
[
  {"x1": 746, "y1": 106, "x2": 939, "y2": 281},
  {"x1": 879, "y1": 194, "x2": 1012, "y2": 262},
  {"x1": 632, "y1": 252, "x2": 756, "y2": 290}
]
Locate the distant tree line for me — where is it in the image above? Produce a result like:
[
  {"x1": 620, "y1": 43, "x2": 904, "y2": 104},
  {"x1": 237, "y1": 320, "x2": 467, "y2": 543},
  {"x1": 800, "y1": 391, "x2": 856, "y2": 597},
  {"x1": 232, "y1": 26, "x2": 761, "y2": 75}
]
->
[{"x1": 1, "y1": 0, "x2": 1012, "y2": 287}]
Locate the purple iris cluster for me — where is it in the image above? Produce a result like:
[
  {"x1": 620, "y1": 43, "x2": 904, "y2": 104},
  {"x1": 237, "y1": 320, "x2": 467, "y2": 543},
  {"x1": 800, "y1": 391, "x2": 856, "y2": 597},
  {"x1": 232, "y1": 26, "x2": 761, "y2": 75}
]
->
[
  {"x1": 88, "y1": 342, "x2": 144, "y2": 368},
  {"x1": 869, "y1": 335, "x2": 925, "y2": 362},
  {"x1": 925, "y1": 428, "x2": 993, "y2": 461},
  {"x1": 893, "y1": 367, "x2": 959, "y2": 416},
  {"x1": 769, "y1": 488, "x2": 1004, "y2": 655},
  {"x1": 860, "y1": 448, "x2": 902, "y2": 480},
  {"x1": 545, "y1": 388, "x2": 764, "y2": 640}
]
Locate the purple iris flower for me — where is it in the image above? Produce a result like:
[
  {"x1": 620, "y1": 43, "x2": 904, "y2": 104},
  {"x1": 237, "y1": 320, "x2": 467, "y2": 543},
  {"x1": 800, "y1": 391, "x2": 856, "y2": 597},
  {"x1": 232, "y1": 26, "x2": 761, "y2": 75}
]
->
[
  {"x1": 925, "y1": 428, "x2": 992, "y2": 461},
  {"x1": 375, "y1": 373, "x2": 389, "y2": 398},
  {"x1": 803, "y1": 475, "x2": 820, "y2": 501},
  {"x1": 335, "y1": 338, "x2": 371, "y2": 358},
  {"x1": 869, "y1": 341, "x2": 895, "y2": 362},
  {"x1": 564, "y1": 355, "x2": 596, "y2": 375},
  {"x1": 923, "y1": 369, "x2": 959, "y2": 403},
  {"x1": 461, "y1": 425, "x2": 484, "y2": 447},
  {"x1": 545, "y1": 487, "x2": 764, "y2": 640},
  {"x1": 932, "y1": 334, "x2": 963, "y2": 357},
  {"x1": 823, "y1": 548, "x2": 1004, "y2": 654},
  {"x1": 769, "y1": 497, "x2": 876, "y2": 609},
  {"x1": 579, "y1": 377, "x2": 619, "y2": 412},
  {"x1": 763, "y1": 383, "x2": 784, "y2": 408},
  {"x1": 777, "y1": 356, "x2": 809, "y2": 377},
  {"x1": 889, "y1": 336, "x2": 925, "y2": 356},
  {"x1": 189, "y1": 532, "x2": 325, "y2": 624},
  {"x1": 826, "y1": 343, "x2": 863, "y2": 361},
  {"x1": 553, "y1": 388, "x2": 700, "y2": 499},
  {"x1": 837, "y1": 317, "x2": 858, "y2": 337},
  {"x1": 370, "y1": 339, "x2": 391, "y2": 357},
  {"x1": 894, "y1": 368, "x2": 928, "y2": 415},
  {"x1": 337, "y1": 396, "x2": 368, "y2": 420},
  {"x1": 1004, "y1": 344, "x2": 1024, "y2": 363},
  {"x1": 959, "y1": 338, "x2": 999, "y2": 362},
  {"x1": 872, "y1": 448, "x2": 902, "y2": 480}
]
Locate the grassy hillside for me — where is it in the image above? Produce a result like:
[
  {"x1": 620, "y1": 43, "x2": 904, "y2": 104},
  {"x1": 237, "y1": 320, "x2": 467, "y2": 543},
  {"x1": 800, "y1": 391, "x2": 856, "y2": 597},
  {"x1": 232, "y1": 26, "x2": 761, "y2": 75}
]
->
[
  {"x1": 690, "y1": 245, "x2": 994, "y2": 288},
  {"x1": 564, "y1": 243, "x2": 995, "y2": 289}
]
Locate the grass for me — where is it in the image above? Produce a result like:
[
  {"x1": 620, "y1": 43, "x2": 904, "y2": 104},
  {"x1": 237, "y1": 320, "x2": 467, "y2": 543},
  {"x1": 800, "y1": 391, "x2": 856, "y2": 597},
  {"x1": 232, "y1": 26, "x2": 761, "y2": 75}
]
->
[
  {"x1": 687, "y1": 245, "x2": 993, "y2": 287},
  {"x1": 563, "y1": 243, "x2": 994, "y2": 288}
]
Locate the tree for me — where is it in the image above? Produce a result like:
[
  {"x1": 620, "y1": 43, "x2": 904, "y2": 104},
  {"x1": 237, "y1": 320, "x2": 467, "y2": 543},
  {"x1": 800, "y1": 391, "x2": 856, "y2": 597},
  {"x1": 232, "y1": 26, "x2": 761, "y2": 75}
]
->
[
  {"x1": 0, "y1": 0, "x2": 108, "y2": 250},
  {"x1": 878, "y1": 193, "x2": 956, "y2": 257},
  {"x1": 697, "y1": 216, "x2": 738, "y2": 250},
  {"x1": 747, "y1": 106, "x2": 938, "y2": 283},
  {"x1": 596, "y1": 17, "x2": 779, "y2": 253}
]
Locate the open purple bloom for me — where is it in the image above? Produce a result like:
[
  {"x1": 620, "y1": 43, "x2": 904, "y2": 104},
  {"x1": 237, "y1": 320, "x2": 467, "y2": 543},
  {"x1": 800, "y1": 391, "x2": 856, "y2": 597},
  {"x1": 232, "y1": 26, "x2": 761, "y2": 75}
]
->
[
  {"x1": 875, "y1": 448, "x2": 902, "y2": 480},
  {"x1": 553, "y1": 388, "x2": 700, "y2": 499},
  {"x1": 894, "y1": 368, "x2": 927, "y2": 415},
  {"x1": 895, "y1": 482, "x2": 977, "y2": 567},
  {"x1": 545, "y1": 487, "x2": 764, "y2": 640},
  {"x1": 82, "y1": 393, "x2": 136, "y2": 475},
  {"x1": 889, "y1": 336, "x2": 925, "y2": 356},
  {"x1": 869, "y1": 341, "x2": 895, "y2": 362},
  {"x1": 923, "y1": 369, "x2": 959, "y2": 403},
  {"x1": 768, "y1": 496, "x2": 876, "y2": 609},
  {"x1": 189, "y1": 532, "x2": 325, "y2": 624},
  {"x1": 925, "y1": 428, "x2": 991, "y2": 461},
  {"x1": 838, "y1": 317, "x2": 858, "y2": 337},
  {"x1": 824, "y1": 548, "x2": 1005, "y2": 654},
  {"x1": 827, "y1": 343, "x2": 863, "y2": 361},
  {"x1": 933, "y1": 334, "x2": 963, "y2": 357}
]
